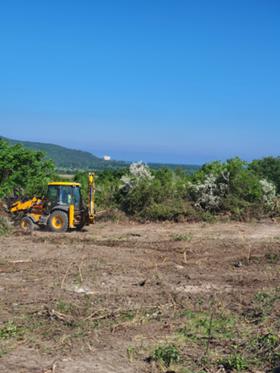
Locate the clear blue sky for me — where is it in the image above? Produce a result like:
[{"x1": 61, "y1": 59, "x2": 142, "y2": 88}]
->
[{"x1": 0, "y1": 0, "x2": 279, "y2": 164}]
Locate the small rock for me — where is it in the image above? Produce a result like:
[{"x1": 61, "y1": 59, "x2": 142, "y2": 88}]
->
[
  {"x1": 138, "y1": 279, "x2": 146, "y2": 287},
  {"x1": 234, "y1": 261, "x2": 243, "y2": 268},
  {"x1": 68, "y1": 285, "x2": 94, "y2": 295}
]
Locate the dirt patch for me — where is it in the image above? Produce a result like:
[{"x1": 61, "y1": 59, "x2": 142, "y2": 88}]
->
[
  {"x1": 0, "y1": 221, "x2": 279, "y2": 372},
  {"x1": 0, "y1": 347, "x2": 138, "y2": 373}
]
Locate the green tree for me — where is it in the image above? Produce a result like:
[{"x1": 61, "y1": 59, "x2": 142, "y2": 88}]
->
[
  {"x1": 0, "y1": 140, "x2": 56, "y2": 198},
  {"x1": 249, "y1": 157, "x2": 280, "y2": 193},
  {"x1": 189, "y1": 158, "x2": 271, "y2": 217}
]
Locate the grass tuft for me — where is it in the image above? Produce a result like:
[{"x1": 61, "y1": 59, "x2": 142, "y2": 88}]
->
[{"x1": 152, "y1": 344, "x2": 180, "y2": 368}]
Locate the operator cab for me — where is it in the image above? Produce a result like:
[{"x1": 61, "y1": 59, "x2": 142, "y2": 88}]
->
[{"x1": 47, "y1": 182, "x2": 82, "y2": 209}]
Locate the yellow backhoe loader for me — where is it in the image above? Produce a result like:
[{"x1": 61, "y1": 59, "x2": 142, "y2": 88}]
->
[{"x1": 9, "y1": 173, "x2": 95, "y2": 233}]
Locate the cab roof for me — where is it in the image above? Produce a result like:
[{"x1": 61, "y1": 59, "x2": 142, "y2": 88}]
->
[{"x1": 48, "y1": 182, "x2": 81, "y2": 187}]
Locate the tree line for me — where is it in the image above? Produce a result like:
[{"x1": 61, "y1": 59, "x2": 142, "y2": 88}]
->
[{"x1": 1, "y1": 139, "x2": 280, "y2": 221}]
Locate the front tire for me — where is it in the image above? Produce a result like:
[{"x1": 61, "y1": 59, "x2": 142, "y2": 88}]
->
[
  {"x1": 20, "y1": 216, "x2": 35, "y2": 233},
  {"x1": 48, "y1": 211, "x2": 68, "y2": 233}
]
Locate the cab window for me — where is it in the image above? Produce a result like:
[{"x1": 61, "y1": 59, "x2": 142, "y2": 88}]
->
[
  {"x1": 47, "y1": 186, "x2": 59, "y2": 205},
  {"x1": 60, "y1": 186, "x2": 73, "y2": 205},
  {"x1": 73, "y1": 187, "x2": 81, "y2": 207}
]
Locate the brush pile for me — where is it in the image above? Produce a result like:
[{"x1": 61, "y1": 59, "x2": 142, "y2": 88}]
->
[{"x1": 0, "y1": 200, "x2": 12, "y2": 235}]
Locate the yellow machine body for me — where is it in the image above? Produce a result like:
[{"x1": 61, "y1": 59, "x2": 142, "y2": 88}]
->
[
  {"x1": 10, "y1": 197, "x2": 42, "y2": 213},
  {"x1": 9, "y1": 174, "x2": 95, "y2": 233}
]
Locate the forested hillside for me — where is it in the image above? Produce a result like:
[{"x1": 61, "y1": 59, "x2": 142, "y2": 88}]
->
[
  {"x1": 0, "y1": 136, "x2": 200, "y2": 173},
  {"x1": 0, "y1": 136, "x2": 128, "y2": 171}
]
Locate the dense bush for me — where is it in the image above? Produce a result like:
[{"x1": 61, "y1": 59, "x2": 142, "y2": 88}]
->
[
  {"x1": 0, "y1": 140, "x2": 56, "y2": 198},
  {"x1": 74, "y1": 158, "x2": 280, "y2": 222},
  {"x1": 117, "y1": 163, "x2": 190, "y2": 218},
  {"x1": 141, "y1": 201, "x2": 214, "y2": 222},
  {"x1": 189, "y1": 158, "x2": 277, "y2": 219},
  {"x1": 249, "y1": 157, "x2": 280, "y2": 193}
]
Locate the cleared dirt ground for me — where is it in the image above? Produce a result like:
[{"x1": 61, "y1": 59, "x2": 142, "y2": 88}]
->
[{"x1": 0, "y1": 221, "x2": 280, "y2": 373}]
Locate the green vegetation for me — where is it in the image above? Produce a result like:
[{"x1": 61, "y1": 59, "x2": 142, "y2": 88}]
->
[
  {"x1": 0, "y1": 321, "x2": 22, "y2": 340},
  {"x1": 250, "y1": 156, "x2": 280, "y2": 193},
  {"x1": 0, "y1": 139, "x2": 56, "y2": 198},
  {"x1": 55, "y1": 300, "x2": 75, "y2": 314},
  {"x1": 218, "y1": 354, "x2": 248, "y2": 371},
  {"x1": 1, "y1": 136, "x2": 129, "y2": 171},
  {"x1": 144, "y1": 289, "x2": 280, "y2": 372},
  {"x1": 178, "y1": 310, "x2": 237, "y2": 342},
  {"x1": 1, "y1": 138, "x2": 280, "y2": 222},
  {"x1": 189, "y1": 157, "x2": 277, "y2": 218},
  {"x1": 171, "y1": 233, "x2": 193, "y2": 241},
  {"x1": 2, "y1": 287, "x2": 278, "y2": 371},
  {"x1": 74, "y1": 168, "x2": 126, "y2": 209},
  {"x1": 1, "y1": 136, "x2": 200, "y2": 172},
  {"x1": 75, "y1": 157, "x2": 280, "y2": 221},
  {"x1": 152, "y1": 344, "x2": 180, "y2": 367}
]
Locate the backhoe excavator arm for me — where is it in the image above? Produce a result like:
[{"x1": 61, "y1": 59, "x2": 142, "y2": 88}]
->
[{"x1": 88, "y1": 173, "x2": 95, "y2": 224}]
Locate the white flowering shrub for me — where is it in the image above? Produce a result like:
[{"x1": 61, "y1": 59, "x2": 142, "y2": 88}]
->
[
  {"x1": 120, "y1": 162, "x2": 153, "y2": 192},
  {"x1": 118, "y1": 162, "x2": 157, "y2": 215},
  {"x1": 190, "y1": 173, "x2": 229, "y2": 211},
  {"x1": 129, "y1": 162, "x2": 153, "y2": 180},
  {"x1": 260, "y1": 179, "x2": 276, "y2": 207},
  {"x1": 190, "y1": 159, "x2": 278, "y2": 217}
]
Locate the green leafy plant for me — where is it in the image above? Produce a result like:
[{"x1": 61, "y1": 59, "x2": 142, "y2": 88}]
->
[
  {"x1": 153, "y1": 344, "x2": 180, "y2": 367},
  {"x1": 249, "y1": 333, "x2": 280, "y2": 366},
  {"x1": 55, "y1": 300, "x2": 74, "y2": 314},
  {"x1": 178, "y1": 310, "x2": 236, "y2": 342},
  {"x1": 127, "y1": 346, "x2": 136, "y2": 362},
  {"x1": 218, "y1": 354, "x2": 248, "y2": 371},
  {"x1": 171, "y1": 233, "x2": 192, "y2": 241},
  {"x1": 0, "y1": 321, "x2": 22, "y2": 340}
]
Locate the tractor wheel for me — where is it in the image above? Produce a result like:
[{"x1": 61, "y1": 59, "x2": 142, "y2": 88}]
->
[
  {"x1": 20, "y1": 216, "x2": 35, "y2": 233},
  {"x1": 76, "y1": 221, "x2": 86, "y2": 231},
  {"x1": 48, "y1": 211, "x2": 68, "y2": 233},
  {"x1": 76, "y1": 214, "x2": 87, "y2": 231}
]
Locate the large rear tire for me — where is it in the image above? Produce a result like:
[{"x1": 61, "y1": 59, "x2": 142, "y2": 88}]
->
[
  {"x1": 48, "y1": 211, "x2": 68, "y2": 233},
  {"x1": 20, "y1": 216, "x2": 35, "y2": 233}
]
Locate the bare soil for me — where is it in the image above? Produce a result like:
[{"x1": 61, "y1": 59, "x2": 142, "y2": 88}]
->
[{"x1": 0, "y1": 221, "x2": 280, "y2": 372}]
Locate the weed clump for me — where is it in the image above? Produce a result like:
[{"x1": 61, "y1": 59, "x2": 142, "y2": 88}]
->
[
  {"x1": 0, "y1": 321, "x2": 22, "y2": 340},
  {"x1": 0, "y1": 216, "x2": 10, "y2": 236},
  {"x1": 171, "y1": 233, "x2": 192, "y2": 241},
  {"x1": 152, "y1": 344, "x2": 180, "y2": 368},
  {"x1": 218, "y1": 354, "x2": 248, "y2": 371},
  {"x1": 249, "y1": 333, "x2": 280, "y2": 366}
]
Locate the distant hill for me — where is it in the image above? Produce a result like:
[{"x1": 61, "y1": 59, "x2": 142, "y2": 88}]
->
[
  {"x1": 0, "y1": 136, "x2": 200, "y2": 173},
  {"x1": 0, "y1": 136, "x2": 128, "y2": 171}
]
